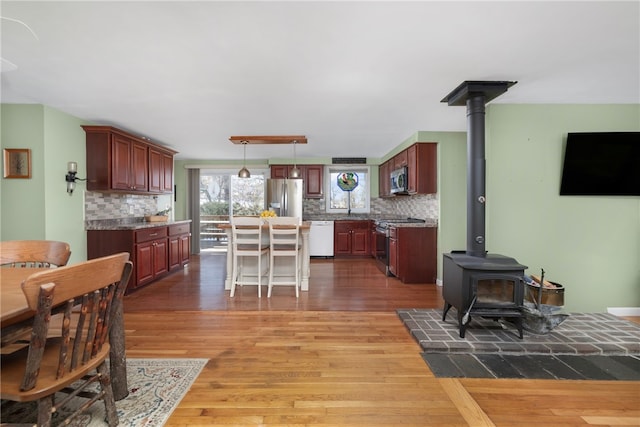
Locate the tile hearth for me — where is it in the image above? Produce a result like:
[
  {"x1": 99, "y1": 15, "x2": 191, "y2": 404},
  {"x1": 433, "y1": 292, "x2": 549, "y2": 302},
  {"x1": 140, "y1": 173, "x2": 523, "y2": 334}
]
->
[
  {"x1": 398, "y1": 309, "x2": 640, "y2": 355},
  {"x1": 398, "y1": 309, "x2": 640, "y2": 380}
]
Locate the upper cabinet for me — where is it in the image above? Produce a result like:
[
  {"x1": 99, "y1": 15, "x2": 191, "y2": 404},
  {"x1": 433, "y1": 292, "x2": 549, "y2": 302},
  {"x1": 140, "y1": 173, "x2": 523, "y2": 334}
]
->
[
  {"x1": 406, "y1": 143, "x2": 437, "y2": 194},
  {"x1": 270, "y1": 164, "x2": 324, "y2": 199},
  {"x1": 83, "y1": 125, "x2": 177, "y2": 194},
  {"x1": 379, "y1": 142, "x2": 437, "y2": 197}
]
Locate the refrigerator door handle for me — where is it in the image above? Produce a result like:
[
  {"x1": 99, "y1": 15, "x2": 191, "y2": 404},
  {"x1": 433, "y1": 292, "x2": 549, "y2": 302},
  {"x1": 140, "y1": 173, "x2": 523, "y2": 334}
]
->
[{"x1": 282, "y1": 180, "x2": 288, "y2": 216}]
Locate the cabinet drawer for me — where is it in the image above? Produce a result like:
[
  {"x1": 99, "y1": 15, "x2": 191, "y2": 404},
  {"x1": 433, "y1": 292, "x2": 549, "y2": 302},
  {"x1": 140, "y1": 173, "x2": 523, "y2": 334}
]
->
[
  {"x1": 135, "y1": 227, "x2": 168, "y2": 243},
  {"x1": 169, "y1": 223, "x2": 190, "y2": 236}
]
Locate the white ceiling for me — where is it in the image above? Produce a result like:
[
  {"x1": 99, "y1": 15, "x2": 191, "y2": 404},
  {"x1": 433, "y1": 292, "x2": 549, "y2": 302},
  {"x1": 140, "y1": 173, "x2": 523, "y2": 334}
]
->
[{"x1": 1, "y1": 1, "x2": 638, "y2": 161}]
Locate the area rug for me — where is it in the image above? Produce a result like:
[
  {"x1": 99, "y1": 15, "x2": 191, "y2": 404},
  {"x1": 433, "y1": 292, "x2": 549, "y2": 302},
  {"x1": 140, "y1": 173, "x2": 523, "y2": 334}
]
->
[
  {"x1": 398, "y1": 308, "x2": 640, "y2": 380},
  {"x1": 1, "y1": 358, "x2": 208, "y2": 426}
]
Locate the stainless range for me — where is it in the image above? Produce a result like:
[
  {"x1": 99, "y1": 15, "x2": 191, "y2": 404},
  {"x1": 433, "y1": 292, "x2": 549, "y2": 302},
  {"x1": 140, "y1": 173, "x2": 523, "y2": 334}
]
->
[{"x1": 374, "y1": 218, "x2": 425, "y2": 276}]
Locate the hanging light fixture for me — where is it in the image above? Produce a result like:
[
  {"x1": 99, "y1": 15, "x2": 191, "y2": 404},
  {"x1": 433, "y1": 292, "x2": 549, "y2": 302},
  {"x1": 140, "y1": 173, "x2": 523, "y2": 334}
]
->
[
  {"x1": 289, "y1": 139, "x2": 301, "y2": 178},
  {"x1": 238, "y1": 141, "x2": 251, "y2": 178}
]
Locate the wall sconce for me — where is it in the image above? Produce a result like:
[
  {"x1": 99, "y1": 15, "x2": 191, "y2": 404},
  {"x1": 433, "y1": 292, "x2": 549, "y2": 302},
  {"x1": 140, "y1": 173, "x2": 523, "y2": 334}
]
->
[
  {"x1": 237, "y1": 141, "x2": 251, "y2": 178},
  {"x1": 65, "y1": 161, "x2": 86, "y2": 195}
]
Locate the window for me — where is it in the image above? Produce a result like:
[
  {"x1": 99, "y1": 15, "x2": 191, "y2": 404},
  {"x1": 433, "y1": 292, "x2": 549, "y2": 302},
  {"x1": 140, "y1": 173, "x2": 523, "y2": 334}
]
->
[
  {"x1": 200, "y1": 170, "x2": 266, "y2": 217},
  {"x1": 325, "y1": 166, "x2": 370, "y2": 214}
]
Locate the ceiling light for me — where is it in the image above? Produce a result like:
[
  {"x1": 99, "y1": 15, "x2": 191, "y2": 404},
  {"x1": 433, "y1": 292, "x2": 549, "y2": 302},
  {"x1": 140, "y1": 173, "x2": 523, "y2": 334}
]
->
[
  {"x1": 238, "y1": 141, "x2": 250, "y2": 178},
  {"x1": 290, "y1": 140, "x2": 300, "y2": 178}
]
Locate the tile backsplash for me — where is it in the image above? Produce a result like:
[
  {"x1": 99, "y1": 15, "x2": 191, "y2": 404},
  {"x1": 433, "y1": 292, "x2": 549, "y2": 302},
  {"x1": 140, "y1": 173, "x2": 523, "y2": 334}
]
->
[
  {"x1": 84, "y1": 192, "x2": 171, "y2": 221},
  {"x1": 303, "y1": 193, "x2": 439, "y2": 223}
]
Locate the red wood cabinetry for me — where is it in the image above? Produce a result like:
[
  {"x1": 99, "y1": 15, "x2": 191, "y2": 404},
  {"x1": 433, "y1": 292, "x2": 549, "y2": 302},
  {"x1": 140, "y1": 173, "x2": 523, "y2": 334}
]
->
[
  {"x1": 334, "y1": 220, "x2": 371, "y2": 257},
  {"x1": 378, "y1": 159, "x2": 392, "y2": 197},
  {"x1": 83, "y1": 125, "x2": 176, "y2": 194},
  {"x1": 379, "y1": 142, "x2": 437, "y2": 197},
  {"x1": 168, "y1": 223, "x2": 191, "y2": 271},
  {"x1": 149, "y1": 147, "x2": 175, "y2": 193},
  {"x1": 87, "y1": 221, "x2": 191, "y2": 293},
  {"x1": 135, "y1": 229, "x2": 168, "y2": 287},
  {"x1": 271, "y1": 164, "x2": 324, "y2": 198},
  {"x1": 388, "y1": 226, "x2": 437, "y2": 283},
  {"x1": 407, "y1": 143, "x2": 437, "y2": 194}
]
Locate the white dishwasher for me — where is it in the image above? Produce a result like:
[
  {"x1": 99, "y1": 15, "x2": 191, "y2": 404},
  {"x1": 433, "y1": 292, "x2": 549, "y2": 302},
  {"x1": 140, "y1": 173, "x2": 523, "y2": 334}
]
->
[{"x1": 309, "y1": 220, "x2": 334, "y2": 257}]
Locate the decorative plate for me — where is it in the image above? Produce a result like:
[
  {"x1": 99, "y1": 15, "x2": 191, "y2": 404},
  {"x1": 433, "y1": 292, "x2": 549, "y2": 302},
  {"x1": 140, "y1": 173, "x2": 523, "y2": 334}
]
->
[{"x1": 337, "y1": 172, "x2": 359, "y2": 191}]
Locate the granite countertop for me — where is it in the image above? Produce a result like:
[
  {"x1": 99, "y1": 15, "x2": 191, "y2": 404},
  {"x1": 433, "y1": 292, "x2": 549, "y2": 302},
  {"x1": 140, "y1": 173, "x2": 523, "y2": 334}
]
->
[
  {"x1": 304, "y1": 215, "x2": 438, "y2": 227},
  {"x1": 86, "y1": 218, "x2": 192, "y2": 231},
  {"x1": 390, "y1": 222, "x2": 438, "y2": 228}
]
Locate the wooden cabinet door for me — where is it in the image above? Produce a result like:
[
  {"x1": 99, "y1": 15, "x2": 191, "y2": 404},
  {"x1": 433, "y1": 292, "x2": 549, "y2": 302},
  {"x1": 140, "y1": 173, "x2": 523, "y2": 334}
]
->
[
  {"x1": 379, "y1": 160, "x2": 392, "y2": 197},
  {"x1": 333, "y1": 222, "x2": 352, "y2": 255},
  {"x1": 351, "y1": 226, "x2": 369, "y2": 255},
  {"x1": 407, "y1": 144, "x2": 418, "y2": 193},
  {"x1": 179, "y1": 234, "x2": 191, "y2": 264},
  {"x1": 394, "y1": 149, "x2": 408, "y2": 168},
  {"x1": 131, "y1": 141, "x2": 148, "y2": 191},
  {"x1": 168, "y1": 235, "x2": 181, "y2": 270},
  {"x1": 271, "y1": 165, "x2": 289, "y2": 179},
  {"x1": 135, "y1": 241, "x2": 154, "y2": 286},
  {"x1": 388, "y1": 236, "x2": 398, "y2": 276},
  {"x1": 149, "y1": 148, "x2": 163, "y2": 193},
  {"x1": 152, "y1": 238, "x2": 168, "y2": 276},
  {"x1": 112, "y1": 135, "x2": 132, "y2": 190},
  {"x1": 305, "y1": 165, "x2": 323, "y2": 198},
  {"x1": 162, "y1": 151, "x2": 174, "y2": 193},
  {"x1": 149, "y1": 148, "x2": 174, "y2": 194}
]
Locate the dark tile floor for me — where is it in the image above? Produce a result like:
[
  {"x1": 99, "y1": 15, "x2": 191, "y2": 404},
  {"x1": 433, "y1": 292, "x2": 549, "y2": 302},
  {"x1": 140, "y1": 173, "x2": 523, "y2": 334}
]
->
[{"x1": 398, "y1": 308, "x2": 640, "y2": 380}]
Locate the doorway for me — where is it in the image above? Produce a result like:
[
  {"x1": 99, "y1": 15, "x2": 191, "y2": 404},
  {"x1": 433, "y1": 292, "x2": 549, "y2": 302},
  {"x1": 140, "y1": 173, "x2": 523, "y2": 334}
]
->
[{"x1": 199, "y1": 171, "x2": 266, "y2": 251}]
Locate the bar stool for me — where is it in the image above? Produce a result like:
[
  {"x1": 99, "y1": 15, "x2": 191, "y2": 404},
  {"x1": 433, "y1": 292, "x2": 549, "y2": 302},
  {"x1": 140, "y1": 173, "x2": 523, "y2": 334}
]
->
[
  {"x1": 230, "y1": 216, "x2": 270, "y2": 297},
  {"x1": 267, "y1": 217, "x2": 302, "y2": 298}
]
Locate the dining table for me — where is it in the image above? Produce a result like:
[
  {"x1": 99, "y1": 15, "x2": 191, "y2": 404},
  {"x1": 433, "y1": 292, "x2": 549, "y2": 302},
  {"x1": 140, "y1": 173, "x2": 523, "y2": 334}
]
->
[{"x1": 0, "y1": 266, "x2": 130, "y2": 400}]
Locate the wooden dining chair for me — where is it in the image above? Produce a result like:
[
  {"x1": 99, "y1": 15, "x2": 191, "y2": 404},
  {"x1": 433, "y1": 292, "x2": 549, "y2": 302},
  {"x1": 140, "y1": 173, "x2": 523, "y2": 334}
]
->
[
  {"x1": 0, "y1": 252, "x2": 132, "y2": 427},
  {"x1": 230, "y1": 216, "x2": 270, "y2": 297},
  {"x1": 0, "y1": 240, "x2": 72, "y2": 268},
  {"x1": 267, "y1": 217, "x2": 302, "y2": 298}
]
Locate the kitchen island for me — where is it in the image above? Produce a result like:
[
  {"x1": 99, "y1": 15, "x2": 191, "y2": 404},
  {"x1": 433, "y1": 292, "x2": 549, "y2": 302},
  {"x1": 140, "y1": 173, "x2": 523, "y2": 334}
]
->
[{"x1": 219, "y1": 222, "x2": 311, "y2": 292}]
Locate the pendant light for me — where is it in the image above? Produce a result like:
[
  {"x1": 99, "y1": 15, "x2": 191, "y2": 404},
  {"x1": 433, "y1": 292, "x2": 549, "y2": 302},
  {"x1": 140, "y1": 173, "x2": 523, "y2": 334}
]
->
[
  {"x1": 289, "y1": 139, "x2": 301, "y2": 178},
  {"x1": 238, "y1": 141, "x2": 251, "y2": 178}
]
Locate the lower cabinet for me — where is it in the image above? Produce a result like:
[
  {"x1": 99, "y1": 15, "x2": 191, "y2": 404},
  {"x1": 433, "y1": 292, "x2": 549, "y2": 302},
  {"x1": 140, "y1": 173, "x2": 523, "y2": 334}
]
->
[
  {"x1": 87, "y1": 221, "x2": 191, "y2": 293},
  {"x1": 334, "y1": 220, "x2": 371, "y2": 257},
  {"x1": 388, "y1": 226, "x2": 437, "y2": 283},
  {"x1": 135, "y1": 227, "x2": 168, "y2": 287},
  {"x1": 168, "y1": 223, "x2": 191, "y2": 271}
]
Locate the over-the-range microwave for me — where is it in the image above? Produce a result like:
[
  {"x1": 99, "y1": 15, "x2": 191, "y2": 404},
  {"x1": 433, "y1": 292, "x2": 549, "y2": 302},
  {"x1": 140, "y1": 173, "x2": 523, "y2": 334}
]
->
[{"x1": 390, "y1": 167, "x2": 408, "y2": 194}]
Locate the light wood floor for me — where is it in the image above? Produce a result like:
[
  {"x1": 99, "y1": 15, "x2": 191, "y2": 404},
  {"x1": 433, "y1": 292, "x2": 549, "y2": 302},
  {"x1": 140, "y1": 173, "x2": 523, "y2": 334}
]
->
[{"x1": 122, "y1": 253, "x2": 640, "y2": 427}]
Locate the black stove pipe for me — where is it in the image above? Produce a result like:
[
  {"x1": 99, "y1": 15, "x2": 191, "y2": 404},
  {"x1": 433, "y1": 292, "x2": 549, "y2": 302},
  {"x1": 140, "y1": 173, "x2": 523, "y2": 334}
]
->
[
  {"x1": 467, "y1": 95, "x2": 487, "y2": 257},
  {"x1": 441, "y1": 80, "x2": 517, "y2": 258}
]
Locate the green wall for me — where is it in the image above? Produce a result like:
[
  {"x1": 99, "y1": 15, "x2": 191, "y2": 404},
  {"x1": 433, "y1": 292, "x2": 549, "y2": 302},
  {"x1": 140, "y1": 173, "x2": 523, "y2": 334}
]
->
[
  {"x1": 3, "y1": 102, "x2": 638, "y2": 312},
  {"x1": 1, "y1": 104, "x2": 87, "y2": 263},
  {"x1": 485, "y1": 104, "x2": 640, "y2": 312}
]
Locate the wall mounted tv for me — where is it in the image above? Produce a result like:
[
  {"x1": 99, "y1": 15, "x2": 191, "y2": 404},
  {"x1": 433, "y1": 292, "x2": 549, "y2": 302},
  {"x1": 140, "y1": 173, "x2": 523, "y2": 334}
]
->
[{"x1": 559, "y1": 132, "x2": 639, "y2": 196}]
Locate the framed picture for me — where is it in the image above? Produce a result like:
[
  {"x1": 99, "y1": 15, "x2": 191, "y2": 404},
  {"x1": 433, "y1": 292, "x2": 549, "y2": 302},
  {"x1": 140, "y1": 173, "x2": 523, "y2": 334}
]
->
[{"x1": 3, "y1": 148, "x2": 32, "y2": 179}]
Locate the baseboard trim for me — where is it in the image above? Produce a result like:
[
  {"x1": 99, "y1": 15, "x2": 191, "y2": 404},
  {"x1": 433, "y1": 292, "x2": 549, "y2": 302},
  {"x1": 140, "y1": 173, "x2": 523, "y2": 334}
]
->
[
  {"x1": 435, "y1": 278, "x2": 442, "y2": 286},
  {"x1": 607, "y1": 307, "x2": 640, "y2": 316}
]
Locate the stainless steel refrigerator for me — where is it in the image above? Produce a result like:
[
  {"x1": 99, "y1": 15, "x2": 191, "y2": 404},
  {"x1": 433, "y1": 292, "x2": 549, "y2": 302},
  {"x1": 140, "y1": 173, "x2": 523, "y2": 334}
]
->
[{"x1": 266, "y1": 179, "x2": 303, "y2": 219}]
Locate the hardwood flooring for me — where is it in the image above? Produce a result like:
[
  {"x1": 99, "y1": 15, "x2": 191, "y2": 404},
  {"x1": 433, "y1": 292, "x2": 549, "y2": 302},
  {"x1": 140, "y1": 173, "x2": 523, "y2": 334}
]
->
[{"x1": 122, "y1": 253, "x2": 640, "y2": 426}]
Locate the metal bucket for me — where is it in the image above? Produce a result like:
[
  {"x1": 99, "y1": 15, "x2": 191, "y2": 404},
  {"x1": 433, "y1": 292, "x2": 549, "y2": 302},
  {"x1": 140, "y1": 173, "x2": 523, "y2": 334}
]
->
[{"x1": 525, "y1": 281, "x2": 565, "y2": 306}]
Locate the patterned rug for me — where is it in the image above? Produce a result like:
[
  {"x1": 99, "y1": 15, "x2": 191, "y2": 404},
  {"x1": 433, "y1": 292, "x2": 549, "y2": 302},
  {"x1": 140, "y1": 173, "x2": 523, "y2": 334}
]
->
[{"x1": 1, "y1": 358, "x2": 208, "y2": 426}]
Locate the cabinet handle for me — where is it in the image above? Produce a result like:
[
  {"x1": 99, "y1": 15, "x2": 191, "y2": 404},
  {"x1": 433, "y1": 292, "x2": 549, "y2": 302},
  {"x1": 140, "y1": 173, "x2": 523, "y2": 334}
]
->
[{"x1": 149, "y1": 233, "x2": 158, "y2": 237}]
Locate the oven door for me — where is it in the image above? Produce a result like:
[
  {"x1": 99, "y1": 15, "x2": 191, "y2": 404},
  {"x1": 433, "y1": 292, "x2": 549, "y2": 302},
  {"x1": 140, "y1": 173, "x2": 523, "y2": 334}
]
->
[{"x1": 374, "y1": 227, "x2": 390, "y2": 276}]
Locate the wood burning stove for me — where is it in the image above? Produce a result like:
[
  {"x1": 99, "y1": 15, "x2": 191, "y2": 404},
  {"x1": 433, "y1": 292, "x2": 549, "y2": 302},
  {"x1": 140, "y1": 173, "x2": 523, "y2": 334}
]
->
[
  {"x1": 443, "y1": 252, "x2": 526, "y2": 338},
  {"x1": 441, "y1": 81, "x2": 528, "y2": 338}
]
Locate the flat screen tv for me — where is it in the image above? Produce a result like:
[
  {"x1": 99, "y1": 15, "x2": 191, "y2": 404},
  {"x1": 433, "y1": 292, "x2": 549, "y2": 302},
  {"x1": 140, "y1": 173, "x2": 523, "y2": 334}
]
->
[{"x1": 559, "y1": 132, "x2": 640, "y2": 196}]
